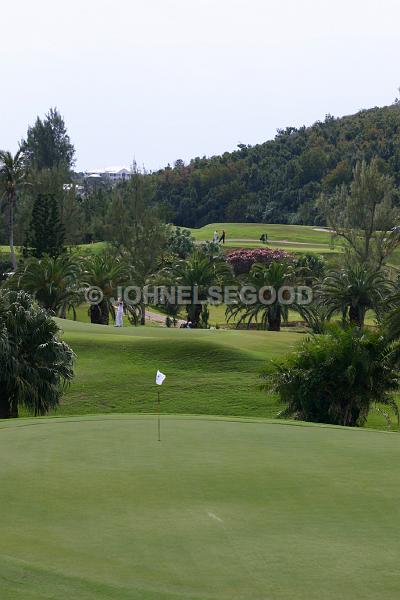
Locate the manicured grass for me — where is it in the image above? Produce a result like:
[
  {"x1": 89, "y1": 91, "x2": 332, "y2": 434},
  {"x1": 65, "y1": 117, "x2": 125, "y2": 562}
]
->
[
  {"x1": 188, "y1": 223, "x2": 336, "y2": 244},
  {"x1": 188, "y1": 223, "x2": 346, "y2": 259},
  {"x1": 56, "y1": 319, "x2": 301, "y2": 418},
  {"x1": 1, "y1": 414, "x2": 399, "y2": 600},
  {"x1": 55, "y1": 319, "x2": 396, "y2": 430},
  {"x1": 188, "y1": 222, "x2": 400, "y2": 266},
  {"x1": 74, "y1": 241, "x2": 107, "y2": 255}
]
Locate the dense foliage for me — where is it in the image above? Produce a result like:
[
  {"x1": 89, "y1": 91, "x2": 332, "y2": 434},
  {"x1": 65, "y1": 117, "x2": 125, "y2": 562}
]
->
[
  {"x1": 8, "y1": 254, "x2": 83, "y2": 316},
  {"x1": 24, "y1": 193, "x2": 65, "y2": 258},
  {"x1": 262, "y1": 326, "x2": 400, "y2": 427},
  {"x1": 21, "y1": 107, "x2": 75, "y2": 171},
  {"x1": 0, "y1": 290, "x2": 75, "y2": 418},
  {"x1": 160, "y1": 250, "x2": 233, "y2": 325},
  {"x1": 3, "y1": 103, "x2": 400, "y2": 249},
  {"x1": 165, "y1": 226, "x2": 195, "y2": 258},
  {"x1": 227, "y1": 261, "x2": 295, "y2": 331},
  {"x1": 318, "y1": 264, "x2": 394, "y2": 327},
  {"x1": 0, "y1": 149, "x2": 26, "y2": 268},
  {"x1": 319, "y1": 159, "x2": 400, "y2": 268},
  {"x1": 149, "y1": 104, "x2": 400, "y2": 227}
]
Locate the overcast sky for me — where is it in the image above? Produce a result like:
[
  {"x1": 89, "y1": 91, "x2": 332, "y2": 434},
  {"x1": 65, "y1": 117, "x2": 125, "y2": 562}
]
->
[{"x1": 0, "y1": 0, "x2": 398, "y2": 171}]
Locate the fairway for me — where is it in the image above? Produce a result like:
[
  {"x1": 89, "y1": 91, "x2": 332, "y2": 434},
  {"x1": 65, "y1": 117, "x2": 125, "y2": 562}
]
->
[
  {"x1": 186, "y1": 223, "x2": 345, "y2": 258},
  {"x1": 1, "y1": 415, "x2": 399, "y2": 600},
  {"x1": 54, "y1": 319, "x2": 396, "y2": 430},
  {"x1": 55, "y1": 319, "x2": 301, "y2": 419},
  {"x1": 188, "y1": 223, "x2": 335, "y2": 244}
]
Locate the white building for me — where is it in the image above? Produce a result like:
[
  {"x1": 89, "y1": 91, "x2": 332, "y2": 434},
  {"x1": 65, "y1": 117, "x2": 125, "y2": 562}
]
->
[{"x1": 85, "y1": 166, "x2": 132, "y2": 182}]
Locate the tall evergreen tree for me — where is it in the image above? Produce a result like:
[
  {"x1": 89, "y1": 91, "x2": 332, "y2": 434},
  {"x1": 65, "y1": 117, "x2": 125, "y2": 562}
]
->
[
  {"x1": 25, "y1": 193, "x2": 65, "y2": 258},
  {"x1": 22, "y1": 108, "x2": 75, "y2": 171}
]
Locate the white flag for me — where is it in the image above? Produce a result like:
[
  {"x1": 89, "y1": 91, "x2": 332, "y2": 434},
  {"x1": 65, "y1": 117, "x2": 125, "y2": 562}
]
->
[{"x1": 156, "y1": 370, "x2": 166, "y2": 385}]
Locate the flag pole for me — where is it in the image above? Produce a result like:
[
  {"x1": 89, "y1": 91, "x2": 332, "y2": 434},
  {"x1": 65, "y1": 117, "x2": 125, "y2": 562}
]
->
[
  {"x1": 157, "y1": 389, "x2": 161, "y2": 442},
  {"x1": 155, "y1": 370, "x2": 166, "y2": 442}
]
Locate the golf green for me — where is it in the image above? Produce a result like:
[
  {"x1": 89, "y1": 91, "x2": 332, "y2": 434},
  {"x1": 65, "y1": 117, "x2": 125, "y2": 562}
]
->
[{"x1": 1, "y1": 415, "x2": 399, "y2": 599}]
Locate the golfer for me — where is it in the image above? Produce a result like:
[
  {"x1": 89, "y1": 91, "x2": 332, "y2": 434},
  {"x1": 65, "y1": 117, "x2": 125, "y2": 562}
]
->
[
  {"x1": 115, "y1": 297, "x2": 124, "y2": 327},
  {"x1": 213, "y1": 230, "x2": 219, "y2": 243}
]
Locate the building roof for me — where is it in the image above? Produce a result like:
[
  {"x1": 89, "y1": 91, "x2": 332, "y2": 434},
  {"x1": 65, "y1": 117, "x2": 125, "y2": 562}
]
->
[{"x1": 86, "y1": 166, "x2": 131, "y2": 175}]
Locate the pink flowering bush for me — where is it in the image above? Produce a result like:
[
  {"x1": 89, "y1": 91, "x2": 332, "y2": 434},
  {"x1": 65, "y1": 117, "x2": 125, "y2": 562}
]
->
[{"x1": 226, "y1": 248, "x2": 295, "y2": 275}]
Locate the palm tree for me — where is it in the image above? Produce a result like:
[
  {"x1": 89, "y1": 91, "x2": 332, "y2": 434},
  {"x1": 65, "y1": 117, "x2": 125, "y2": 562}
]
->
[
  {"x1": 227, "y1": 261, "x2": 294, "y2": 331},
  {"x1": 0, "y1": 149, "x2": 26, "y2": 270},
  {"x1": 262, "y1": 326, "x2": 400, "y2": 427},
  {"x1": 318, "y1": 264, "x2": 393, "y2": 328},
  {"x1": 164, "y1": 250, "x2": 232, "y2": 326},
  {"x1": 295, "y1": 253, "x2": 325, "y2": 286},
  {"x1": 0, "y1": 290, "x2": 75, "y2": 419},
  {"x1": 294, "y1": 301, "x2": 331, "y2": 334},
  {"x1": 83, "y1": 252, "x2": 130, "y2": 324},
  {"x1": 383, "y1": 286, "x2": 400, "y2": 340},
  {"x1": 7, "y1": 254, "x2": 82, "y2": 317}
]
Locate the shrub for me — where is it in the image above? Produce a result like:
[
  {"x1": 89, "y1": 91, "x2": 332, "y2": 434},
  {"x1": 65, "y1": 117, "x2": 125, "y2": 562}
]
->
[
  {"x1": 0, "y1": 290, "x2": 75, "y2": 418},
  {"x1": 166, "y1": 226, "x2": 195, "y2": 258},
  {"x1": 226, "y1": 248, "x2": 294, "y2": 275},
  {"x1": 295, "y1": 253, "x2": 325, "y2": 285},
  {"x1": 262, "y1": 326, "x2": 400, "y2": 427}
]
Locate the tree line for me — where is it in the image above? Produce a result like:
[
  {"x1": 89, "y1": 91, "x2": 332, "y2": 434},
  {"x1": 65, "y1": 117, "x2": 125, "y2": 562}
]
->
[
  {"x1": 3, "y1": 103, "x2": 400, "y2": 258},
  {"x1": 148, "y1": 102, "x2": 400, "y2": 227}
]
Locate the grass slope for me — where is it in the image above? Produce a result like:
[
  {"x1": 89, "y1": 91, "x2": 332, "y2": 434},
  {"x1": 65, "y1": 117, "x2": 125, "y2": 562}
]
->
[
  {"x1": 186, "y1": 223, "x2": 345, "y2": 259},
  {"x1": 188, "y1": 223, "x2": 400, "y2": 265},
  {"x1": 56, "y1": 320, "x2": 394, "y2": 430},
  {"x1": 188, "y1": 223, "x2": 342, "y2": 254},
  {"x1": 188, "y1": 223, "x2": 335, "y2": 244},
  {"x1": 1, "y1": 415, "x2": 399, "y2": 600},
  {"x1": 56, "y1": 319, "x2": 300, "y2": 418}
]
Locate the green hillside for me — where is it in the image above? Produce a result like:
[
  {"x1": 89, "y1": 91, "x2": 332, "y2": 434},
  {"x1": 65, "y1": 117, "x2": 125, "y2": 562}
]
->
[
  {"x1": 150, "y1": 103, "x2": 400, "y2": 227},
  {"x1": 55, "y1": 319, "x2": 300, "y2": 418},
  {"x1": 189, "y1": 223, "x2": 333, "y2": 243},
  {"x1": 189, "y1": 222, "x2": 342, "y2": 254},
  {"x1": 48, "y1": 319, "x2": 393, "y2": 430}
]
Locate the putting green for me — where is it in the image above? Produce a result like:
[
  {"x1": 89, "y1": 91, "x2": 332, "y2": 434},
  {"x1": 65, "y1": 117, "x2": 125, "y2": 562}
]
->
[{"x1": 1, "y1": 415, "x2": 399, "y2": 599}]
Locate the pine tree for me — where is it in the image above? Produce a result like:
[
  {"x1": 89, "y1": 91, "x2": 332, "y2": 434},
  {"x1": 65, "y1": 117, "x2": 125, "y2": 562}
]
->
[
  {"x1": 22, "y1": 108, "x2": 75, "y2": 171},
  {"x1": 25, "y1": 193, "x2": 65, "y2": 258}
]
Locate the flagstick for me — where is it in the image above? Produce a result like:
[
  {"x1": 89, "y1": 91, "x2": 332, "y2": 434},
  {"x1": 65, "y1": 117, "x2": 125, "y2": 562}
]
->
[{"x1": 157, "y1": 390, "x2": 161, "y2": 442}]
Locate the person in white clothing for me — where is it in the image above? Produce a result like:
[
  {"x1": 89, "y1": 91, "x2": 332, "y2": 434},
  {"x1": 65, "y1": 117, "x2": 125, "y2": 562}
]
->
[
  {"x1": 213, "y1": 230, "x2": 219, "y2": 243},
  {"x1": 115, "y1": 298, "x2": 124, "y2": 327}
]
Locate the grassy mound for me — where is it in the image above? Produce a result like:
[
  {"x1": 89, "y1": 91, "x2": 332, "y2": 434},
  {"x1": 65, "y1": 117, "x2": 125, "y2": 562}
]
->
[
  {"x1": 1, "y1": 415, "x2": 399, "y2": 600},
  {"x1": 56, "y1": 320, "x2": 394, "y2": 430},
  {"x1": 56, "y1": 319, "x2": 300, "y2": 418}
]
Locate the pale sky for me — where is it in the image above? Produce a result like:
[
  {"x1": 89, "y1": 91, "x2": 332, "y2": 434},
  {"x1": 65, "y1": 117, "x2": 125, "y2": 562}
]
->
[{"x1": 0, "y1": 0, "x2": 399, "y2": 171}]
